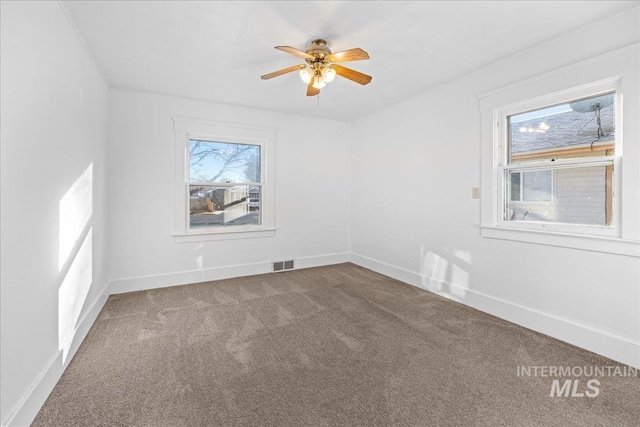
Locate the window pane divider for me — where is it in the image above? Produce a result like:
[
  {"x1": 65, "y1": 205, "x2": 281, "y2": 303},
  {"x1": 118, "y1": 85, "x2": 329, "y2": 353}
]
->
[
  {"x1": 188, "y1": 182, "x2": 264, "y2": 187},
  {"x1": 501, "y1": 156, "x2": 614, "y2": 172}
]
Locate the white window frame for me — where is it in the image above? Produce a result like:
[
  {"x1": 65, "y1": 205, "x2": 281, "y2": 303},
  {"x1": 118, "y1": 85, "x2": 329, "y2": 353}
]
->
[
  {"x1": 478, "y1": 44, "x2": 640, "y2": 257},
  {"x1": 173, "y1": 117, "x2": 276, "y2": 243}
]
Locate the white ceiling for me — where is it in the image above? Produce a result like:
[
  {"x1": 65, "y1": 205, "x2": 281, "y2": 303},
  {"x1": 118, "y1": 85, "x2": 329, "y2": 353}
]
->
[{"x1": 62, "y1": 1, "x2": 636, "y2": 122}]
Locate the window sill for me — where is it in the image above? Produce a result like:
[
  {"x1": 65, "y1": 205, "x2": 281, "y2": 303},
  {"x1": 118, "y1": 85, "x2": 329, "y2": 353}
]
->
[
  {"x1": 174, "y1": 228, "x2": 276, "y2": 243},
  {"x1": 479, "y1": 226, "x2": 639, "y2": 257}
]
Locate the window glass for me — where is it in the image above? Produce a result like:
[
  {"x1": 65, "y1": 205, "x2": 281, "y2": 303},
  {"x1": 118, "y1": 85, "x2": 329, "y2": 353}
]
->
[
  {"x1": 507, "y1": 165, "x2": 612, "y2": 226},
  {"x1": 188, "y1": 139, "x2": 262, "y2": 230},
  {"x1": 190, "y1": 140, "x2": 260, "y2": 183},
  {"x1": 510, "y1": 171, "x2": 552, "y2": 202},
  {"x1": 189, "y1": 185, "x2": 260, "y2": 228},
  {"x1": 509, "y1": 93, "x2": 615, "y2": 163}
]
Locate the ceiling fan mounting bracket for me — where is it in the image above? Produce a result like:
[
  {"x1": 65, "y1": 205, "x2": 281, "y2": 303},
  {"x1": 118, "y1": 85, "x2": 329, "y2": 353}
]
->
[{"x1": 305, "y1": 39, "x2": 331, "y2": 61}]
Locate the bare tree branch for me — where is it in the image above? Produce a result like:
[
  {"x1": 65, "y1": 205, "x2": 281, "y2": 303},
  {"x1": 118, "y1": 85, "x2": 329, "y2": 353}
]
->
[{"x1": 189, "y1": 141, "x2": 257, "y2": 182}]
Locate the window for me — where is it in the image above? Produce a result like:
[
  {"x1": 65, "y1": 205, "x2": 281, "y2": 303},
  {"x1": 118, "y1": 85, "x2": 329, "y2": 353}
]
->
[
  {"x1": 503, "y1": 92, "x2": 615, "y2": 229},
  {"x1": 173, "y1": 118, "x2": 276, "y2": 242},
  {"x1": 478, "y1": 48, "x2": 640, "y2": 258},
  {"x1": 189, "y1": 140, "x2": 262, "y2": 230}
]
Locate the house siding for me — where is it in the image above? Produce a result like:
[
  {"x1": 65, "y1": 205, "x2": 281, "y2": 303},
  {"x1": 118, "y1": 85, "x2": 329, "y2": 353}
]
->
[{"x1": 554, "y1": 167, "x2": 606, "y2": 225}]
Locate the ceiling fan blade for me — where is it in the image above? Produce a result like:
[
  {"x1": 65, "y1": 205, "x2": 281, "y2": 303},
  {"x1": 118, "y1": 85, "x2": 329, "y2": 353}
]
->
[
  {"x1": 307, "y1": 81, "x2": 320, "y2": 97},
  {"x1": 332, "y1": 64, "x2": 372, "y2": 85},
  {"x1": 326, "y1": 48, "x2": 369, "y2": 63},
  {"x1": 261, "y1": 64, "x2": 306, "y2": 80},
  {"x1": 274, "y1": 46, "x2": 314, "y2": 60}
]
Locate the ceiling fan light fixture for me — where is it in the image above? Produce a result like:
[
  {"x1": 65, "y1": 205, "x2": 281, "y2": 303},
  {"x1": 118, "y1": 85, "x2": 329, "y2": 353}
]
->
[
  {"x1": 299, "y1": 67, "x2": 313, "y2": 84},
  {"x1": 322, "y1": 66, "x2": 336, "y2": 83},
  {"x1": 312, "y1": 75, "x2": 327, "y2": 89}
]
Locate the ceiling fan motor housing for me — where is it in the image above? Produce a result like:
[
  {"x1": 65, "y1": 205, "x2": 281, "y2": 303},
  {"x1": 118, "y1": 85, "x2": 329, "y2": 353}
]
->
[{"x1": 305, "y1": 39, "x2": 331, "y2": 62}]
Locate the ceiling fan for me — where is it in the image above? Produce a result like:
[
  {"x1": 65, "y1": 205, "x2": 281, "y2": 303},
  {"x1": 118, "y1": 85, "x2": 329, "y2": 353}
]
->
[{"x1": 260, "y1": 39, "x2": 372, "y2": 96}]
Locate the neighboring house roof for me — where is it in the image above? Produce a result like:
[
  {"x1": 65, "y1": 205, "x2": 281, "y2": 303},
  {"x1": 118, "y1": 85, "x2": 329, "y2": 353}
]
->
[{"x1": 511, "y1": 103, "x2": 614, "y2": 154}]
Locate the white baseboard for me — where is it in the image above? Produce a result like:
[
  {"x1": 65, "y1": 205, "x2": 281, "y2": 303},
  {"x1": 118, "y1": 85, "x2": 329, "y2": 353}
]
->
[
  {"x1": 293, "y1": 252, "x2": 350, "y2": 270},
  {"x1": 109, "y1": 252, "x2": 351, "y2": 295},
  {"x1": 3, "y1": 282, "x2": 110, "y2": 427},
  {"x1": 350, "y1": 253, "x2": 640, "y2": 369}
]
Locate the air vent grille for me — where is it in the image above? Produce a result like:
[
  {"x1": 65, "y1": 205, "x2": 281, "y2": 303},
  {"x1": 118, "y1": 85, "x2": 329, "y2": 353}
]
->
[{"x1": 273, "y1": 260, "x2": 294, "y2": 272}]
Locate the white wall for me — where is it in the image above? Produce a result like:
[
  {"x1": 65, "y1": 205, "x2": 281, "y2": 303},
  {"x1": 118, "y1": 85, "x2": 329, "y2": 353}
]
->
[
  {"x1": 351, "y1": 7, "x2": 640, "y2": 367},
  {"x1": 0, "y1": 2, "x2": 110, "y2": 425},
  {"x1": 108, "y1": 89, "x2": 351, "y2": 292}
]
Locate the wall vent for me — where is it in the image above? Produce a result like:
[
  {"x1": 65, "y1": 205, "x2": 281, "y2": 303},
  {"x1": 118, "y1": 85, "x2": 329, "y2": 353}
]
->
[{"x1": 273, "y1": 260, "x2": 294, "y2": 272}]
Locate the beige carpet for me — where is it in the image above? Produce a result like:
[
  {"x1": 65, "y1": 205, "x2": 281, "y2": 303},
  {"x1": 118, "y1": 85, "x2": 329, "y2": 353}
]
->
[{"x1": 33, "y1": 263, "x2": 639, "y2": 426}]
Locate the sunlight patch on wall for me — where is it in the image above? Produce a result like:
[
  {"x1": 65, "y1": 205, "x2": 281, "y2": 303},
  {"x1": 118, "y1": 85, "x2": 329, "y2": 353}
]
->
[
  {"x1": 59, "y1": 164, "x2": 93, "y2": 271},
  {"x1": 420, "y1": 250, "x2": 448, "y2": 293},
  {"x1": 449, "y1": 263, "x2": 469, "y2": 299},
  {"x1": 58, "y1": 228, "x2": 93, "y2": 363},
  {"x1": 447, "y1": 248, "x2": 472, "y2": 265},
  {"x1": 420, "y1": 246, "x2": 471, "y2": 302}
]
